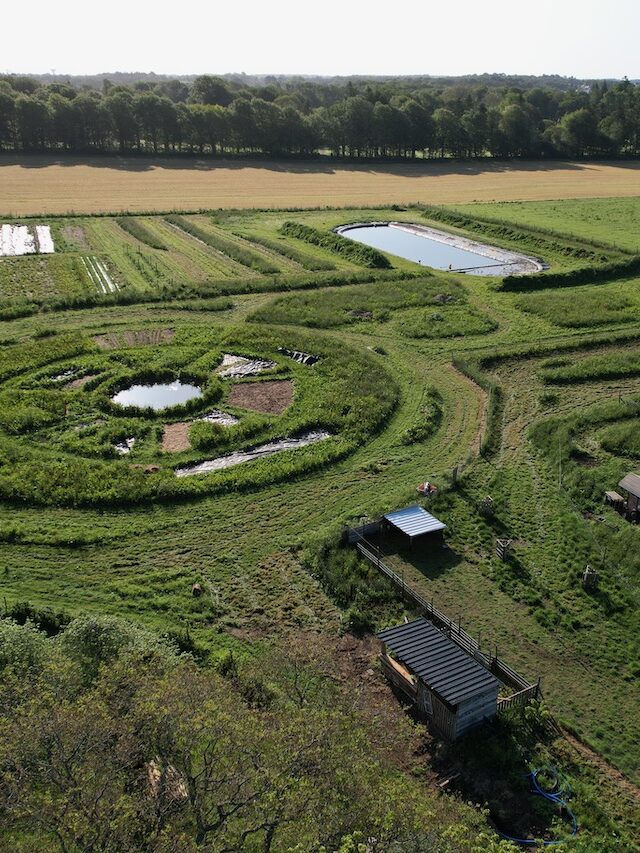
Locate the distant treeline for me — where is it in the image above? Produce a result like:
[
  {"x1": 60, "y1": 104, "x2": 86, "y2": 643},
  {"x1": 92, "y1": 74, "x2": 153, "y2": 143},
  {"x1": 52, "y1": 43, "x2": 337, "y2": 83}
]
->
[{"x1": 1, "y1": 73, "x2": 639, "y2": 159}]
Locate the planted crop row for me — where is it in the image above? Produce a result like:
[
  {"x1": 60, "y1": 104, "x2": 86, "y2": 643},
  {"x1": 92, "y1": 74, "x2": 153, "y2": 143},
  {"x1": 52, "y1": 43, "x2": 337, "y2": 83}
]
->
[
  {"x1": 0, "y1": 267, "x2": 417, "y2": 320},
  {"x1": 116, "y1": 217, "x2": 168, "y2": 250},
  {"x1": 279, "y1": 222, "x2": 392, "y2": 269},
  {"x1": 232, "y1": 231, "x2": 335, "y2": 271},
  {"x1": 165, "y1": 216, "x2": 279, "y2": 274}
]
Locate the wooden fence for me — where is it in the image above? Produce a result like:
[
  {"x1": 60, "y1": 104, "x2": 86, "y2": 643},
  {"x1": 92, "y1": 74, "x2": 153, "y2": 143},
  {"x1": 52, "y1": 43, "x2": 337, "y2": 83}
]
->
[{"x1": 352, "y1": 533, "x2": 541, "y2": 705}]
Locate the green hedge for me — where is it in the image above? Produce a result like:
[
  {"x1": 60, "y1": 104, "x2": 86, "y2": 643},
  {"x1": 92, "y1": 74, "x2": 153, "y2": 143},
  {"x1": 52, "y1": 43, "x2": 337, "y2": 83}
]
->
[
  {"x1": 116, "y1": 217, "x2": 167, "y2": 250},
  {"x1": 452, "y1": 355, "x2": 503, "y2": 459},
  {"x1": 279, "y1": 222, "x2": 392, "y2": 269},
  {"x1": 500, "y1": 256, "x2": 640, "y2": 292},
  {"x1": 420, "y1": 205, "x2": 610, "y2": 264}
]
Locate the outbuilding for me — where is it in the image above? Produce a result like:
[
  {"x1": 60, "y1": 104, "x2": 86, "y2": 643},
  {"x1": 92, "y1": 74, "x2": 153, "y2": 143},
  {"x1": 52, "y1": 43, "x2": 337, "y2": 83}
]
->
[
  {"x1": 382, "y1": 505, "x2": 447, "y2": 548},
  {"x1": 618, "y1": 473, "x2": 640, "y2": 520},
  {"x1": 378, "y1": 617, "x2": 500, "y2": 740}
]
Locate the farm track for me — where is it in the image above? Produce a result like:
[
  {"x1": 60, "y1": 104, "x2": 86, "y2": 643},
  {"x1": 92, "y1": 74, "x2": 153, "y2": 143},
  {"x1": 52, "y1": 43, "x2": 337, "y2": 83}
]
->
[{"x1": 3, "y1": 157, "x2": 640, "y2": 215}]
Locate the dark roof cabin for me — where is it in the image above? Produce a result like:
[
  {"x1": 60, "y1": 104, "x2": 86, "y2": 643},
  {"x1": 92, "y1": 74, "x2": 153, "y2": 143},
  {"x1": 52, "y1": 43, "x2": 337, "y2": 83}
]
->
[
  {"x1": 378, "y1": 618, "x2": 499, "y2": 740},
  {"x1": 618, "y1": 473, "x2": 640, "y2": 518},
  {"x1": 383, "y1": 505, "x2": 446, "y2": 547}
]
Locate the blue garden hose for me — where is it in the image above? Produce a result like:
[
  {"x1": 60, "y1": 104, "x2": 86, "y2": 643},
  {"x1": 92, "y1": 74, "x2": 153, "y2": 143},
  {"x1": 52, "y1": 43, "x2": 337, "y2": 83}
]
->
[{"x1": 498, "y1": 766, "x2": 578, "y2": 847}]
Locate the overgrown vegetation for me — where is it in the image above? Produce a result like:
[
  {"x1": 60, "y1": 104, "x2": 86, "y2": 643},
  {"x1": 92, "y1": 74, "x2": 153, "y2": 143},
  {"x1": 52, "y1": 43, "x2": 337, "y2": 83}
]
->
[
  {"x1": 116, "y1": 216, "x2": 168, "y2": 250},
  {"x1": 1, "y1": 198, "x2": 640, "y2": 849},
  {"x1": 166, "y1": 215, "x2": 280, "y2": 274},
  {"x1": 279, "y1": 221, "x2": 392, "y2": 268}
]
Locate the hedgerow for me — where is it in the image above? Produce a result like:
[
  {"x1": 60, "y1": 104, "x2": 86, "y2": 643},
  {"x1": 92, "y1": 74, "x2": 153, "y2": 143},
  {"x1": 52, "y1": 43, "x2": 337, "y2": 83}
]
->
[
  {"x1": 500, "y1": 255, "x2": 640, "y2": 292},
  {"x1": 279, "y1": 221, "x2": 392, "y2": 269},
  {"x1": 116, "y1": 217, "x2": 168, "y2": 250},
  {"x1": 231, "y1": 231, "x2": 336, "y2": 271}
]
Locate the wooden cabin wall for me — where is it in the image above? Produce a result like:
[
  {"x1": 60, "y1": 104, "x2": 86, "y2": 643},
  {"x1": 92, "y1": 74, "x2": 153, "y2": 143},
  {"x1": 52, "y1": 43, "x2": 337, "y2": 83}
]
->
[{"x1": 453, "y1": 687, "x2": 499, "y2": 738}]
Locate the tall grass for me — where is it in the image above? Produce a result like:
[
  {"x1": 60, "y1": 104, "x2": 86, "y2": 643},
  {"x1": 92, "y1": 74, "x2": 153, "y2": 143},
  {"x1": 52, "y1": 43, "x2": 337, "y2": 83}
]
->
[
  {"x1": 165, "y1": 216, "x2": 280, "y2": 274},
  {"x1": 116, "y1": 217, "x2": 168, "y2": 250},
  {"x1": 279, "y1": 222, "x2": 392, "y2": 269},
  {"x1": 232, "y1": 231, "x2": 335, "y2": 271}
]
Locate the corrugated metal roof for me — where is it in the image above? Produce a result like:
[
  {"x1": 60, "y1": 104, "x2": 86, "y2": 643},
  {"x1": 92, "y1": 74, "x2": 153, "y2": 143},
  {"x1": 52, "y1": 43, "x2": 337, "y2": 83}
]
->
[
  {"x1": 384, "y1": 505, "x2": 446, "y2": 538},
  {"x1": 378, "y1": 618, "x2": 499, "y2": 706},
  {"x1": 619, "y1": 473, "x2": 640, "y2": 497}
]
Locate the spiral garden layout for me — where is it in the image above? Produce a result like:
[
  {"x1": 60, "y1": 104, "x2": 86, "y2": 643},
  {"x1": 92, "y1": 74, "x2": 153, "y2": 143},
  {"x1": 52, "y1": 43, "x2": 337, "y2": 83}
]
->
[{"x1": 1, "y1": 199, "x2": 640, "y2": 845}]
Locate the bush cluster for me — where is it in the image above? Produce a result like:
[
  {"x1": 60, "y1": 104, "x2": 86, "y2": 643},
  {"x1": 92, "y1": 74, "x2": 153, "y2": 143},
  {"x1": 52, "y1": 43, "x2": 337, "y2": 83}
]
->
[{"x1": 279, "y1": 221, "x2": 392, "y2": 269}]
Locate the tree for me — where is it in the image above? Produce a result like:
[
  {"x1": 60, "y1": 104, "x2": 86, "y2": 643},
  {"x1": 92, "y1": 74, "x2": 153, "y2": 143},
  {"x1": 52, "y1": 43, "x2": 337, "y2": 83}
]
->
[
  {"x1": 0, "y1": 82, "x2": 17, "y2": 149},
  {"x1": 189, "y1": 75, "x2": 233, "y2": 107},
  {"x1": 433, "y1": 107, "x2": 461, "y2": 157},
  {"x1": 105, "y1": 90, "x2": 138, "y2": 152},
  {"x1": 559, "y1": 108, "x2": 601, "y2": 157},
  {"x1": 15, "y1": 95, "x2": 50, "y2": 150}
]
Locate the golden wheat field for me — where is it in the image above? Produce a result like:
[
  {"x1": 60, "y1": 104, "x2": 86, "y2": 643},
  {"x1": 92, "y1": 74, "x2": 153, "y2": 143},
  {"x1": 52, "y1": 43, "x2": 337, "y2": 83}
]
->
[{"x1": 1, "y1": 156, "x2": 640, "y2": 215}]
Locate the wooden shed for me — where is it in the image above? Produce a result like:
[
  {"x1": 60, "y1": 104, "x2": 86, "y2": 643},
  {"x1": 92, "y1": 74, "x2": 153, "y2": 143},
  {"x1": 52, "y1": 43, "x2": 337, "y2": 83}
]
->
[
  {"x1": 382, "y1": 505, "x2": 447, "y2": 548},
  {"x1": 378, "y1": 618, "x2": 500, "y2": 740},
  {"x1": 618, "y1": 472, "x2": 640, "y2": 520}
]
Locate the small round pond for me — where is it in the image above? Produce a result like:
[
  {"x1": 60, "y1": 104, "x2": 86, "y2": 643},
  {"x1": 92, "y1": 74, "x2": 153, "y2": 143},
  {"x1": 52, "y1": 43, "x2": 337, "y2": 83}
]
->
[
  {"x1": 337, "y1": 222, "x2": 545, "y2": 275},
  {"x1": 112, "y1": 381, "x2": 202, "y2": 411}
]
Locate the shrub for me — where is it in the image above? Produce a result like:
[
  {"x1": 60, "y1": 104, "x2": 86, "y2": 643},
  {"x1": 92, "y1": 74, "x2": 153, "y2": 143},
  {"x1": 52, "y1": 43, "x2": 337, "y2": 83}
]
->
[
  {"x1": 279, "y1": 221, "x2": 392, "y2": 269},
  {"x1": 116, "y1": 217, "x2": 167, "y2": 250}
]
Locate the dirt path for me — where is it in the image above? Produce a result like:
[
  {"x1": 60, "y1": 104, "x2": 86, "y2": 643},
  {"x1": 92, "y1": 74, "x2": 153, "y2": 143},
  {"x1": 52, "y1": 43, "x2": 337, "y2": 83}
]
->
[{"x1": 448, "y1": 365, "x2": 487, "y2": 456}]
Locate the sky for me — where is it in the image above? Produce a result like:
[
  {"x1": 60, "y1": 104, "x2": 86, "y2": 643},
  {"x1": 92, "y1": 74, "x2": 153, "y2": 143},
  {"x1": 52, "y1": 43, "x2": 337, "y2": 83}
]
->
[{"x1": 3, "y1": 0, "x2": 638, "y2": 79}]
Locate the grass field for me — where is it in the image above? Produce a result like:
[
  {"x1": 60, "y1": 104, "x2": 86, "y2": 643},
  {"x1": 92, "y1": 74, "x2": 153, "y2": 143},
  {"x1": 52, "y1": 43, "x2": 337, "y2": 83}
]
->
[
  {"x1": 3, "y1": 156, "x2": 640, "y2": 215},
  {"x1": 1, "y1": 195, "x2": 640, "y2": 848},
  {"x1": 453, "y1": 196, "x2": 640, "y2": 253}
]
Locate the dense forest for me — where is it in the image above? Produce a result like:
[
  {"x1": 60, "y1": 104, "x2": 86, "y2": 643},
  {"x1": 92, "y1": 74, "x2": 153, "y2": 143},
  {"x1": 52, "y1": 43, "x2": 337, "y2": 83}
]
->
[{"x1": 0, "y1": 73, "x2": 639, "y2": 160}]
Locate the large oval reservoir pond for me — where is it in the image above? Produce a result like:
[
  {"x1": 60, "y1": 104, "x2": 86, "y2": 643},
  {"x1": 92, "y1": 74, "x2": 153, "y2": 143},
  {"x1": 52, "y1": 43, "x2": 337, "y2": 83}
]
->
[
  {"x1": 112, "y1": 381, "x2": 202, "y2": 411},
  {"x1": 337, "y1": 222, "x2": 543, "y2": 275}
]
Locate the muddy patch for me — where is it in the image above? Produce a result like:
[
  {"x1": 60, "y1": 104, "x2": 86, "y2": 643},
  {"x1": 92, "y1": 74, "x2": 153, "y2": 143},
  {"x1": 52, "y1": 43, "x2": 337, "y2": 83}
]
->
[
  {"x1": 61, "y1": 225, "x2": 90, "y2": 251},
  {"x1": 175, "y1": 429, "x2": 331, "y2": 477},
  {"x1": 162, "y1": 422, "x2": 191, "y2": 453},
  {"x1": 227, "y1": 379, "x2": 293, "y2": 414},
  {"x1": 66, "y1": 373, "x2": 98, "y2": 390},
  {"x1": 93, "y1": 328, "x2": 175, "y2": 350}
]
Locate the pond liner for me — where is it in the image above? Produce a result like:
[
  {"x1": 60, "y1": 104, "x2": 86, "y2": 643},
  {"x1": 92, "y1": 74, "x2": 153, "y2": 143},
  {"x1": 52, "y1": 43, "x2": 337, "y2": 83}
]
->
[
  {"x1": 277, "y1": 347, "x2": 319, "y2": 366},
  {"x1": 175, "y1": 429, "x2": 331, "y2": 477},
  {"x1": 335, "y1": 221, "x2": 546, "y2": 276}
]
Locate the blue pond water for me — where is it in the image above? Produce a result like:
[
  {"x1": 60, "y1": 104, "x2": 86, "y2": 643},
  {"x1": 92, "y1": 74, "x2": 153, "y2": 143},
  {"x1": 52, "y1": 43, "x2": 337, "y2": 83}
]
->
[
  {"x1": 341, "y1": 225, "x2": 515, "y2": 275},
  {"x1": 112, "y1": 381, "x2": 202, "y2": 411}
]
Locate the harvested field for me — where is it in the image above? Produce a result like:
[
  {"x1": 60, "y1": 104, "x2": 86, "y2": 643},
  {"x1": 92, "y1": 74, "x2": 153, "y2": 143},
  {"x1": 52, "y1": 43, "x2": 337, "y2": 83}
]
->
[
  {"x1": 2, "y1": 157, "x2": 640, "y2": 215},
  {"x1": 93, "y1": 328, "x2": 174, "y2": 350},
  {"x1": 162, "y1": 422, "x2": 191, "y2": 453},
  {"x1": 227, "y1": 379, "x2": 294, "y2": 414}
]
